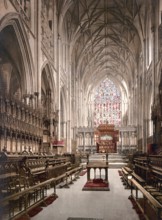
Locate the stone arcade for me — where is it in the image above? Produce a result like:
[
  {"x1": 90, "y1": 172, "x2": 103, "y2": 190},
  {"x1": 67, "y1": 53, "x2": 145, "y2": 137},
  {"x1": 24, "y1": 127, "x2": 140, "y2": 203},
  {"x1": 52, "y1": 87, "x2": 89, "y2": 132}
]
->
[{"x1": 0, "y1": 1, "x2": 162, "y2": 220}]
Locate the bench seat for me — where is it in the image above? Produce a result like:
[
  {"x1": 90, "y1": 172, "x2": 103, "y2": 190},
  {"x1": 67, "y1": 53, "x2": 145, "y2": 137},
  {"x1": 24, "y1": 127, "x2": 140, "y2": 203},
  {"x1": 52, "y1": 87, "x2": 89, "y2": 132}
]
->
[
  {"x1": 132, "y1": 172, "x2": 145, "y2": 185},
  {"x1": 121, "y1": 167, "x2": 132, "y2": 189}
]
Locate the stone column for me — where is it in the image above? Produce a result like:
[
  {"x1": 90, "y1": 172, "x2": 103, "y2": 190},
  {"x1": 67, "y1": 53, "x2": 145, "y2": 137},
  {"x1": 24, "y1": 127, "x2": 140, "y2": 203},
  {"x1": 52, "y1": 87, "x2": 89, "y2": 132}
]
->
[
  {"x1": 62, "y1": 121, "x2": 66, "y2": 138},
  {"x1": 91, "y1": 131, "x2": 93, "y2": 153},
  {"x1": 141, "y1": 38, "x2": 146, "y2": 153},
  {"x1": 67, "y1": 62, "x2": 72, "y2": 152},
  {"x1": 129, "y1": 131, "x2": 131, "y2": 153},
  {"x1": 0, "y1": 133, "x2": 2, "y2": 151},
  {"x1": 56, "y1": 35, "x2": 61, "y2": 142},
  {"x1": 120, "y1": 131, "x2": 123, "y2": 153},
  {"x1": 15, "y1": 134, "x2": 18, "y2": 152},
  {"x1": 53, "y1": 0, "x2": 57, "y2": 67},
  {"x1": 65, "y1": 121, "x2": 68, "y2": 152},
  {"x1": 36, "y1": 0, "x2": 42, "y2": 107},
  {"x1": 83, "y1": 131, "x2": 85, "y2": 152}
]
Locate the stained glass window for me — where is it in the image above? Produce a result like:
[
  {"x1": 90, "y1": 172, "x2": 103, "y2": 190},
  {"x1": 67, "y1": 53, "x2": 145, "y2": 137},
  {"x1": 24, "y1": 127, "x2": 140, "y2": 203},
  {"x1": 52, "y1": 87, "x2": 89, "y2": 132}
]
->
[{"x1": 93, "y1": 78, "x2": 121, "y2": 127}]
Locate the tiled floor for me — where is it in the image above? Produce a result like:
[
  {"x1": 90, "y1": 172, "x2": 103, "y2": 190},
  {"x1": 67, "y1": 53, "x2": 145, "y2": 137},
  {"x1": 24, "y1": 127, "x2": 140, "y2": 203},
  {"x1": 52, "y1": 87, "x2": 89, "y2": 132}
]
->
[{"x1": 32, "y1": 169, "x2": 139, "y2": 220}]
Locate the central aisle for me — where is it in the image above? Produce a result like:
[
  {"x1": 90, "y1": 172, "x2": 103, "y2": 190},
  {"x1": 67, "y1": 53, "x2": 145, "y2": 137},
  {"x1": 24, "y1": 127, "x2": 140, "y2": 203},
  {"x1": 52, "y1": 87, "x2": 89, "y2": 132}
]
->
[{"x1": 32, "y1": 169, "x2": 139, "y2": 220}]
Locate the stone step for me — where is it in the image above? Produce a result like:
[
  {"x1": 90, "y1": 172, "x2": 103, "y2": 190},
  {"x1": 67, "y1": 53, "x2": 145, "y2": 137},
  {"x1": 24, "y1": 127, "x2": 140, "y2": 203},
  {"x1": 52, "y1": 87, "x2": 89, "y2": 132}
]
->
[
  {"x1": 88, "y1": 153, "x2": 127, "y2": 168},
  {"x1": 109, "y1": 162, "x2": 127, "y2": 168}
]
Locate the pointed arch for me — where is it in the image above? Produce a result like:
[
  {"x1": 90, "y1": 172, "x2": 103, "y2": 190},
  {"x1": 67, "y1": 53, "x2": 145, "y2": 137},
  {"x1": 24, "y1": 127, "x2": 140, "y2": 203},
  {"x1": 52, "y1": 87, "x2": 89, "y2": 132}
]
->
[
  {"x1": 0, "y1": 12, "x2": 35, "y2": 95},
  {"x1": 41, "y1": 62, "x2": 56, "y2": 109}
]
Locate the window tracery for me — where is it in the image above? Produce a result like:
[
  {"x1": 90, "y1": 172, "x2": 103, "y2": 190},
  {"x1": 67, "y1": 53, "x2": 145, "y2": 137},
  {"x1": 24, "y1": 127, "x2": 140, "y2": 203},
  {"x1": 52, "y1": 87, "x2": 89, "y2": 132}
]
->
[{"x1": 94, "y1": 78, "x2": 121, "y2": 127}]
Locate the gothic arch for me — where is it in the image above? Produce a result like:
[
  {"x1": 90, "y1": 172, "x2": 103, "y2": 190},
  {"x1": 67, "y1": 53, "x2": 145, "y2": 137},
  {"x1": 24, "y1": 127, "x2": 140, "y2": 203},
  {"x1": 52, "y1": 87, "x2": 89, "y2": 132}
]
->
[
  {"x1": 0, "y1": 13, "x2": 34, "y2": 97},
  {"x1": 41, "y1": 62, "x2": 56, "y2": 152},
  {"x1": 41, "y1": 63, "x2": 56, "y2": 113}
]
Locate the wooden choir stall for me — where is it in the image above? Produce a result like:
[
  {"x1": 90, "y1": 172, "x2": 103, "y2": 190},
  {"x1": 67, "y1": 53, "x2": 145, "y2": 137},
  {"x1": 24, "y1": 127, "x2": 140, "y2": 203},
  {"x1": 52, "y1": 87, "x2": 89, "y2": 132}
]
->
[
  {"x1": 0, "y1": 152, "x2": 82, "y2": 220},
  {"x1": 121, "y1": 154, "x2": 162, "y2": 220}
]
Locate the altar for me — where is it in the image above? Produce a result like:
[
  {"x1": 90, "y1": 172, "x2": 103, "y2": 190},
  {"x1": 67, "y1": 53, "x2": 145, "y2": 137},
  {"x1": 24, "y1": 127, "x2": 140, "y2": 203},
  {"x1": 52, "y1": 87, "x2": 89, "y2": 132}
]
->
[
  {"x1": 82, "y1": 154, "x2": 109, "y2": 191},
  {"x1": 95, "y1": 123, "x2": 119, "y2": 153}
]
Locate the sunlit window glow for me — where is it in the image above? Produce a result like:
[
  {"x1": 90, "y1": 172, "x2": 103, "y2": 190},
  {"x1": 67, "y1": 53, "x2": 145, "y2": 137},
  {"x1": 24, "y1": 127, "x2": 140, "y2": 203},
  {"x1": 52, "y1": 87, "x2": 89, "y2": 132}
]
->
[{"x1": 94, "y1": 78, "x2": 121, "y2": 127}]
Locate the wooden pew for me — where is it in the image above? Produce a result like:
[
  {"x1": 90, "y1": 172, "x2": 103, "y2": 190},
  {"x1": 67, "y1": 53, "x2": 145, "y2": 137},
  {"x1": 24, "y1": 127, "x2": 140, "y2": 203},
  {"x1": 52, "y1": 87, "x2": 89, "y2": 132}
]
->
[
  {"x1": 0, "y1": 154, "x2": 24, "y2": 198},
  {"x1": 63, "y1": 153, "x2": 81, "y2": 167},
  {"x1": 130, "y1": 178, "x2": 162, "y2": 220},
  {"x1": 0, "y1": 165, "x2": 82, "y2": 219},
  {"x1": 149, "y1": 155, "x2": 162, "y2": 191},
  {"x1": 0, "y1": 153, "x2": 82, "y2": 219},
  {"x1": 131, "y1": 172, "x2": 145, "y2": 186},
  {"x1": 133, "y1": 156, "x2": 149, "y2": 182},
  {"x1": 46, "y1": 162, "x2": 71, "y2": 179},
  {"x1": 121, "y1": 166, "x2": 133, "y2": 189},
  {"x1": 23, "y1": 156, "x2": 47, "y2": 183},
  {"x1": 0, "y1": 176, "x2": 57, "y2": 219},
  {"x1": 132, "y1": 155, "x2": 162, "y2": 203}
]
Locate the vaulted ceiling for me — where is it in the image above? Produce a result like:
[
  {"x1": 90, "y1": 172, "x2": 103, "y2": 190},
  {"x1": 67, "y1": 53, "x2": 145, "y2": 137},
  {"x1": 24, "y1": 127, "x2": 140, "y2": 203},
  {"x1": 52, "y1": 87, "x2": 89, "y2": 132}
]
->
[{"x1": 57, "y1": 0, "x2": 147, "y2": 97}]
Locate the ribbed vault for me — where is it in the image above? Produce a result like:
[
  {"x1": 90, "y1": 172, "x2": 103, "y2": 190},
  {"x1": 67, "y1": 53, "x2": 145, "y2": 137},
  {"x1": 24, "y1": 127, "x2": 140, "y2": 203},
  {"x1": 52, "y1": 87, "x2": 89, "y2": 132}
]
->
[
  {"x1": 58, "y1": 1, "x2": 142, "y2": 80},
  {"x1": 57, "y1": 0, "x2": 146, "y2": 126}
]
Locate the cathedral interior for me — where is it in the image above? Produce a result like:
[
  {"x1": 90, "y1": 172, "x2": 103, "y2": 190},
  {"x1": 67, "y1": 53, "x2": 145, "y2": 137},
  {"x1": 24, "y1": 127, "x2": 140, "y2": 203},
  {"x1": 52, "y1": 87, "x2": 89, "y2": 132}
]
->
[{"x1": 1, "y1": 0, "x2": 162, "y2": 219}]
